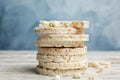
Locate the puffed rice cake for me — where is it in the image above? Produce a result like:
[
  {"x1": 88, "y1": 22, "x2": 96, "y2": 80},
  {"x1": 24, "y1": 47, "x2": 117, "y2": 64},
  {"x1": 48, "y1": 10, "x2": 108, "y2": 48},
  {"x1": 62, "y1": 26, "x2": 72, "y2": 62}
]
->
[
  {"x1": 37, "y1": 54, "x2": 86, "y2": 63},
  {"x1": 38, "y1": 59, "x2": 88, "y2": 69},
  {"x1": 39, "y1": 20, "x2": 89, "y2": 28},
  {"x1": 36, "y1": 66, "x2": 86, "y2": 76},
  {"x1": 37, "y1": 47, "x2": 87, "y2": 56}
]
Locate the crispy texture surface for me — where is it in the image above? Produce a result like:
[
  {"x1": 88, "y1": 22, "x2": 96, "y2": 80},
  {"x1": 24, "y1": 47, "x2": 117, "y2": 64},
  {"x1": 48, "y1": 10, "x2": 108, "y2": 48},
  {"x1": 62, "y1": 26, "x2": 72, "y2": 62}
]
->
[
  {"x1": 35, "y1": 40, "x2": 84, "y2": 47},
  {"x1": 37, "y1": 54, "x2": 86, "y2": 62},
  {"x1": 38, "y1": 59, "x2": 88, "y2": 69},
  {"x1": 37, "y1": 47, "x2": 87, "y2": 56},
  {"x1": 39, "y1": 20, "x2": 89, "y2": 28},
  {"x1": 36, "y1": 66, "x2": 86, "y2": 76}
]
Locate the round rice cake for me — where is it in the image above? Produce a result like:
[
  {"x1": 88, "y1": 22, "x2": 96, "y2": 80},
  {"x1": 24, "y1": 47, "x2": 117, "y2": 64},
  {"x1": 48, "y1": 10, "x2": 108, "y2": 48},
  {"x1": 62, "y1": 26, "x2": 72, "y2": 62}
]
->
[
  {"x1": 34, "y1": 27, "x2": 81, "y2": 34},
  {"x1": 38, "y1": 60, "x2": 88, "y2": 69},
  {"x1": 37, "y1": 47, "x2": 87, "y2": 56},
  {"x1": 36, "y1": 66, "x2": 86, "y2": 76},
  {"x1": 35, "y1": 40, "x2": 84, "y2": 47},
  {"x1": 37, "y1": 54, "x2": 86, "y2": 63},
  {"x1": 39, "y1": 20, "x2": 89, "y2": 28},
  {"x1": 39, "y1": 34, "x2": 89, "y2": 41}
]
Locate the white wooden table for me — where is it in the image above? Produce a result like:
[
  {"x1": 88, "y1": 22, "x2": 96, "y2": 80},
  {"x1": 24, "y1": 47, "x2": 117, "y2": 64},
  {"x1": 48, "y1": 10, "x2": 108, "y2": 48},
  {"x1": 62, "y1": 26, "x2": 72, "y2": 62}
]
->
[{"x1": 0, "y1": 51, "x2": 120, "y2": 80}]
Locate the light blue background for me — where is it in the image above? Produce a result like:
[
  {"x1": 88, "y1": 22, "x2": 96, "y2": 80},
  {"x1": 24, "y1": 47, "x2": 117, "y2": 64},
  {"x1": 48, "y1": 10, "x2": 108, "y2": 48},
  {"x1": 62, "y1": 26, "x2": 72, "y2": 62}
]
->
[{"x1": 0, "y1": 0, "x2": 120, "y2": 50}]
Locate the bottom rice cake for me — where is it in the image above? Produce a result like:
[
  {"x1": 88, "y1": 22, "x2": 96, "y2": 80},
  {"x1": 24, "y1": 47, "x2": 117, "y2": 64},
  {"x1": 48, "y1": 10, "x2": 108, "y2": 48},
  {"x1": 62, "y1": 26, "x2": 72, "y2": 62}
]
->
[
  {"x1": 37, "y1": 47, "x2": 87, "y2": 56},
  {"x1": 35, "y1": 40, "x2": 84, "y2": 47},
  {"x1": 38, "y1": 59, "x2": 88, "y2": 69},
  {"x1": 36, "y1": 65, "x2": 86, "y2": 76},
  {"x1": 37, "y1": 54, "x2": 87, "y2": 63}
]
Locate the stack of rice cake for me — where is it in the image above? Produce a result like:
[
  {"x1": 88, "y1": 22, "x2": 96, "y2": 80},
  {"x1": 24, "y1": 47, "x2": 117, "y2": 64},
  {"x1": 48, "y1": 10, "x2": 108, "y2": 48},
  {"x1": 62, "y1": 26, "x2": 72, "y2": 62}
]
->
[{"x1": 34, "y1": 21, "x2": 89, "y2": 76}]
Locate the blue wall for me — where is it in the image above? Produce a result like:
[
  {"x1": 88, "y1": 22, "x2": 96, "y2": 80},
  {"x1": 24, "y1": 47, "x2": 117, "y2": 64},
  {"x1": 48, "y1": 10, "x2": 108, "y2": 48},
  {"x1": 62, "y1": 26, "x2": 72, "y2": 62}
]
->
[{"x1": 0, "y1": 0, "x2": 120, "y2": 50}]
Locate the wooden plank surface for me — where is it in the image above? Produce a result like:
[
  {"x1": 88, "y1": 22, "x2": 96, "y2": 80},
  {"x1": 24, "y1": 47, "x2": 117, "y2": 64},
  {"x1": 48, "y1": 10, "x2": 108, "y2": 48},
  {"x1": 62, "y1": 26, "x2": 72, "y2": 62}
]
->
[{"x1": 0, "y1": 51, "x2": 120, "y2": 80}]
